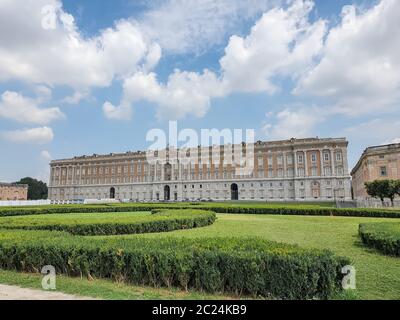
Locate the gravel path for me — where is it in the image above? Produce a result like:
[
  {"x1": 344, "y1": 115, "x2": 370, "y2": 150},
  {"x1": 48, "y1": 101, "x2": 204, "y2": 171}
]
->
[{"x1": 0, "y1": 284, "x2": 97, "y2": 300}]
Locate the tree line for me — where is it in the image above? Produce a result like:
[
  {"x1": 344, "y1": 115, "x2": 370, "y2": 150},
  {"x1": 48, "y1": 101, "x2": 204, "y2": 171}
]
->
[{"x1": 365, "y1": 180, "x2": 400, "y2": 206}]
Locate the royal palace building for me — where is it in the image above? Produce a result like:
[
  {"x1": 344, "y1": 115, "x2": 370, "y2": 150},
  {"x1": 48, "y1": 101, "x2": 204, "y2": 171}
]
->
[
  {"x1": 48, "y1": 137, "x2": 352, "y2": 202},
  {"x1": 351, "y1": 142, "x2": 400, "y2": 200},
  {"x1": 0, "y1": 183, "x2": 28, "y2": 201}
]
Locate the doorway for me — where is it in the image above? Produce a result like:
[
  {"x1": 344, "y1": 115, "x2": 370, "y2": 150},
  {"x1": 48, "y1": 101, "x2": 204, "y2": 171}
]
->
[
  {"x1": 110, "y1": 187, "x2": 115, "y2": 199},
  {"x1": 164, "y1": 185, "x2": 171, "y2": 201},
  {"x1": 231, "y1": 183, "x2": 239, "y2": 200}
]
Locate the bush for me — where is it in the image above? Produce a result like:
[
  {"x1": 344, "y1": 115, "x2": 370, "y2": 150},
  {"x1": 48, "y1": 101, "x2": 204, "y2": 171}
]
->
[
  {"x1": 0, "y1": 210, "x2": 216, "y2": 236},
  {"x1": 0, "y1": 230, "x2": 349, "y2": 299},
  {"x1": 359, "y1": 223, "x2": 400, "y2": 256},
  {"x1": 194, "y1": 205, "x2": 400, "y2": 218},
  {"x1": 1, "y1": 203, "x2": 399, "y2": 218}
]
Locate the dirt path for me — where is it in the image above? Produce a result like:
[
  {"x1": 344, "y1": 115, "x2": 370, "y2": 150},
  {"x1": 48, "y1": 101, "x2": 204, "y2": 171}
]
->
[{"x1": 0, "y1": 284, "x2": 97, "y2": 300}]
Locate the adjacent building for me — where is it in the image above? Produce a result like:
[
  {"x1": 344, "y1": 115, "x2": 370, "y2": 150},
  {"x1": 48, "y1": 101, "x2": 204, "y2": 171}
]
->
[
  {"x1": 48, "y1": 137, "x2": 352, "y2": 202},
  {"x1": 351, "y1": 143, "x2": 400, "y2": 200},
  {"x1": 0, "y1": 183, "x2": 28, "y2": 201}
]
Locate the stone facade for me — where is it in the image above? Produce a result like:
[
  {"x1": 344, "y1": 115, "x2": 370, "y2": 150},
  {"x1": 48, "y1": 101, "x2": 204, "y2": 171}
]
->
[
  {"x1": 0, "y1": 183, "x2": 28, "y2": 201},
  {"x1": 48, "y1": 137, "x2": 352, "y2": 202},
  {"x1": 351, "y1": 143, "x2": 400, "y2": 200}
]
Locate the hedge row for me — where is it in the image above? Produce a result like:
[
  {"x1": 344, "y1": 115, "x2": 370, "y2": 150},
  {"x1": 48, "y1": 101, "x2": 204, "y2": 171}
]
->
[
  {"x1": 0, "y1": 230, "x2": 350, "y2": 299},
  {"x1": 359, "y1": 223, "x2": 400, "y2": 257},
  {"x1": 201, "y1": 206, "x2": 400, "y2": 218},
  {"x1": 0, "y1": 210, "x2": 216, "y2": 236},
  {"x1": 0, "y1": 203, "x2": 399, "y2": 218},
  {"x1": 0, "y1": 204, "x2": 178, "y2": 217}
]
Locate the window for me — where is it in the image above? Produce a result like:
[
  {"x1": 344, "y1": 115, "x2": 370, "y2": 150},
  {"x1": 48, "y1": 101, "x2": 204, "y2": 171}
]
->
[
  {"x1": 380, "y1": 166, "x2": 387, "y2": 176},
  {"x1": 258, "y1": 157, "x2": 264, "y2": 168},
  {"x1": 298, "y1": 154, "x2": 304, "y2": 164},
  {"x1": 336, "y1": 152, "x2": 342, "y2": 162},
  {"x1": 311, "y1": 167, "x2": 317, "y2": 176},
  {"x1": 324, "y1": 167, "x2": 332, "y2": 176},
  {"x1": 268, "y1": 169, "x2": 274, "y2": 178},
  {"x1": 311, "y1": 153, "x2": 317, "y2": 163},
  {"x1": 324, "y1": 153, "x2": 330, "y2": 162},
  {"x1": 298, "y1": 168, "x2": 305, "y2": 177},
  {"x1": 287, "y1": 154, "x2": 293, "y2": 165},
  {"x1": 277, "y1": 155, "x2": 283, "y2": 165}
]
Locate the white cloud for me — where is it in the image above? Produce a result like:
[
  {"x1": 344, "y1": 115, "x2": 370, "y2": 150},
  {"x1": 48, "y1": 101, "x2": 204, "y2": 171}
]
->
[
  {"x1": 106, "y1": 0, "x2": 326, "y2": 120},
  {"x1": 343, "y1": 118, "x2": 400, "y2": 145},
  {"x1": 0, "y1": 0, "x2": 161, "y2": 89},
  {"x1": 0, "y1": 91, "x2": 64, "y2": 125},
  {"x1": 386, "y1": 138, "x2": 400, "y2": 144},
  {"x1": 103, "y1": 101, "x2": 133, "y2": 121},
  {"x1": 62, "y1": 91, "x2": 89, "y2": 105},
  {"x1": 262, "y1": 107, "x2": 323, "y2": 140},
  {"x1": 40, "y1": 150, "x2": 52, "y2": 161},
  {"x1": 220, "y1": 0, "x2": 326, "y2": 93},
  {"x1": 140, "y1": 0, "x2": 281, "y2": 54},
  {"x1": 104, "y1": 70, "x2": 225, "y2": 120},
  {"x1": 1, "y1": 127, "x2": 54, "y2": 144},
  {"x1": 296, "y1": 0, "x2": 400, "y2": 115},
  {"x1": 34, "y1": 85, "x2": 52, "y2": 102}
]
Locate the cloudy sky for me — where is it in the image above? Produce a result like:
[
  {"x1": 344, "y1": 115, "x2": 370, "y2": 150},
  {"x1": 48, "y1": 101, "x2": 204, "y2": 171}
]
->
[{"x1": 0, "y1": 0, "x2": 399, "y2": 182}]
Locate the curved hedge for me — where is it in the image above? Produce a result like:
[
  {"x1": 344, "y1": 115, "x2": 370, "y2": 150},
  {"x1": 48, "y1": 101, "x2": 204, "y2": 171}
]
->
[
  {"x1": 0, "y1": 230, "x2": 350, "y2": 299},
  {"x1": 359, "y1": 223, "x2": 400, "y2": 256},
  {"x1": 0, "y1": 203, "x2": 399, "y2": 218},
  {"x1": 197, "y1": 205, "x2": 400, "y2": 218},
  {"x1": 0, "y1": 210, "x2": 216, "y2": 236}
]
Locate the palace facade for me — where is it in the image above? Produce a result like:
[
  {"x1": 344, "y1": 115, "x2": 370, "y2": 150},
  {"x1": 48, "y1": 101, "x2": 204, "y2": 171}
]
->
[
  {"x1": 0, "y1": 183, "x2": 28, "y2": 201},
  {"x1": 351, "y1": 143, "x2": 400, "y2": 200},
  {"x1": 48, "y1": 137, "x2": 352, "y2": 202}
]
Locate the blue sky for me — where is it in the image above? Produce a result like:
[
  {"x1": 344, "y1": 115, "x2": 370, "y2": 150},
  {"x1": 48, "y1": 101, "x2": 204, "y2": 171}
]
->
[{"x1": 0, "y1": 0, "x2": 399, "y2": 183}]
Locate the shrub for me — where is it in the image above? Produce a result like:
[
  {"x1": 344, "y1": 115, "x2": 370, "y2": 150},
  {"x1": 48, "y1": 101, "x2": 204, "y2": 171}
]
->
[
  {"x1": 0, "y1": 210, "x2": 216, "y2": 236},
  {"x1": 1, "y1": 203, "x2": 399, "y2": 218},
  {"x1": 0, "y1": 230, "x2": 349, "y2": 299},
  {"x1": 359, "y1": 223, "x2": 400, "y2": 256},
  {"x1": 195, "y1": 205, "x2": 400, "y2": 218}
]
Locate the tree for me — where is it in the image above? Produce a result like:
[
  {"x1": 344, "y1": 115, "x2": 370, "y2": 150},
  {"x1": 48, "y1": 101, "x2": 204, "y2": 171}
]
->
[
  {"x1": 395, "y1": 180, "x2": 400, "y2": 198},
  {"x1": 365, "y1": 180, "x2": 389, "y2": 205},
  {"x1": 365, "y1": 180, "x2": 399, "y2": 207},
  {"x1": 15, "y1": 177, "x2": 48, "y2": 200},
  {"x1": 387, "y1": 180, "x2": 399, "y2": 207}
]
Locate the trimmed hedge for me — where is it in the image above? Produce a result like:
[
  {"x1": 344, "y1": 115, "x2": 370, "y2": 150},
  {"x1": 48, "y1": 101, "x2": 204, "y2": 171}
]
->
[
  {"x1": 200, "y1": 205, "x2": 400, "y2": 218},
  {"x1": 359, "y1": 223, "x2": 400, "y2": 257},
  {"x1": 0, "y1": 230, "x2": 350, "y2": 299},
  {"x1": 1, "y1": 203, "x2": 400, "y2": 218},
  {"x1": 0, "y1": 210, "x2": 216, "y2": 236}
]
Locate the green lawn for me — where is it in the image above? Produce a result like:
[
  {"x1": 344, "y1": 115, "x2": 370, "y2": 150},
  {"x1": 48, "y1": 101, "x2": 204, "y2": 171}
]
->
[
  {"x1": 1, "y1": 211, "x2": 399, "y2": 300},
  {"x1": 0, "y1": 270, "x2": 234, "y2": 300},
  {"x1": 105, "y1": 214, "x2": 400, "y2": 300}
]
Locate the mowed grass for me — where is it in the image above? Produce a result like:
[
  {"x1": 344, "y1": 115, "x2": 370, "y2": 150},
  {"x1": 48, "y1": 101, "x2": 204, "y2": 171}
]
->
[
  {"x1": 0, "y1": 207, "x2": 399, "y2": 300},
  {"x1": 0, "y1": 270, "x2": 235, "y2": 300},
  {"x1": 103, "y1": 214, "x2": 400, "y2": 300},
  {"x1": 0, "y1": 211, "x2": 152, "y2": 227}
]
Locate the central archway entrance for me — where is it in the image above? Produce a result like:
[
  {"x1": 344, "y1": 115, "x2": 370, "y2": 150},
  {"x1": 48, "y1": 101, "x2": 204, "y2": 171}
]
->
[
  {"x1": 231, "y1": 183, "x2": 239, "y2": 201},
  {"x1": 164, "y1": 185, "x2": 171, "y2": 201},
  {"x1": 110, "y1": 187, "x2": 116, "y2": 199}
]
